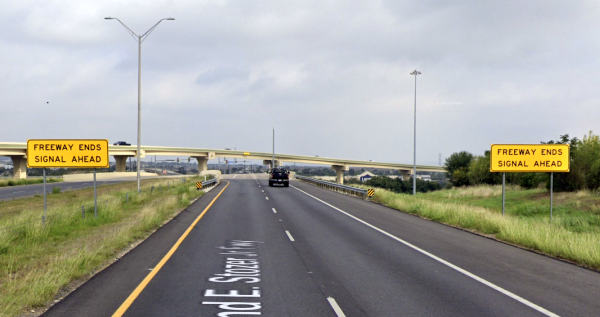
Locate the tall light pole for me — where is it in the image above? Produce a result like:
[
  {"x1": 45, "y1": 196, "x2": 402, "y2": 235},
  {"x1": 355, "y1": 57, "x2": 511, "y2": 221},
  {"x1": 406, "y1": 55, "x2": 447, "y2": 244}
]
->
[
  {"x1": 272, "y1": 127, "x2": 275, "y2": 170},
  {"x1": 105, "y1": 17, "x2": 175, "y2": 192},
  {"x1": 410, "y1": 70, "x2": 421, "y2": 195}
]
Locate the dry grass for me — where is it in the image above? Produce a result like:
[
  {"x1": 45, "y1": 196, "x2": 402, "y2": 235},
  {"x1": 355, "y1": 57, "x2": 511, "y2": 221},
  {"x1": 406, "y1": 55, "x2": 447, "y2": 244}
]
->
[
  {"x1": 444, "y1": 184, "x2": 524, "y2": 198},
  {"x1": 371, "y1": 187, "x2": 600, "y2": 270}
]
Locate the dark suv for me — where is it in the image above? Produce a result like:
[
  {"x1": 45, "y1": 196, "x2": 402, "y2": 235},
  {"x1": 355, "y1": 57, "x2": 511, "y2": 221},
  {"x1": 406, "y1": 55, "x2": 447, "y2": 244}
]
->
[{"x1": 269, "y1": 168, "x2": 289, "y2": 187}]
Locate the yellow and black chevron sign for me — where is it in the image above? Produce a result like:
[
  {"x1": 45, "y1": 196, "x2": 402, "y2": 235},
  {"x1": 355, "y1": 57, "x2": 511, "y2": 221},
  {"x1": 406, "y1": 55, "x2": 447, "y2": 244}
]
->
[
  {"x1": 196, "y1": 182, "x2": 203, "y2": 189},
  {"x1": 367, "y1": 189, "x2": 375, "y2": 197}
]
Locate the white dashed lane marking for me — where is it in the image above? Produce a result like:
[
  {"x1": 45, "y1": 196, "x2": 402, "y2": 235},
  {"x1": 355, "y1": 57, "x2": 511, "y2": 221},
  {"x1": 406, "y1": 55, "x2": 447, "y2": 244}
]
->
[
  {"x1": 327, "y1": 297, "x2": 346, "y2": 317},
  {"x1": 285, "y1": 230, "x2": 295, "y2": 242}
]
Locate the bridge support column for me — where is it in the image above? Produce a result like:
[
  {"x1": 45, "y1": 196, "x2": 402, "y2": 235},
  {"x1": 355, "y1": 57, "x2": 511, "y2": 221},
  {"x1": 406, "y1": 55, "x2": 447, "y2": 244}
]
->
[
  {"x1": 399, "y1": 169, "x2": 412, "y2": 181},
  {"x1": 194, "y1": 156, "x2": 209, "y2": 174},
  {"x1": 9, "y1": 156, "x2": 27, "y2": 179},
  {"x1": 331, "y1": 165, "x2": 348, "y2": 184},
  {"x1": 113, "y1": 156, "x2": 130, "y2": 172},
  {"x1": 263, "y1": 160, "x2": 282, "y2": 169}
]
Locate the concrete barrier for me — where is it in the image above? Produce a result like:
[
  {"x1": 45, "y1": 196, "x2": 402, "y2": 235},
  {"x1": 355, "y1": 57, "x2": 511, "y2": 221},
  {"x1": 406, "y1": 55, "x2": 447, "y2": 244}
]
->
[{"x1": 63, "y1": 172, "x2": 159, "y2": 182}]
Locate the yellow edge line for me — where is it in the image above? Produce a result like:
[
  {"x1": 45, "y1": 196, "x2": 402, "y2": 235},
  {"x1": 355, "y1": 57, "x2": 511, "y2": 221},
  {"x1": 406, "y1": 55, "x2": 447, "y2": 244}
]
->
[{"x1": 112, "y1": 181, "x2": 230, "y2": 317}]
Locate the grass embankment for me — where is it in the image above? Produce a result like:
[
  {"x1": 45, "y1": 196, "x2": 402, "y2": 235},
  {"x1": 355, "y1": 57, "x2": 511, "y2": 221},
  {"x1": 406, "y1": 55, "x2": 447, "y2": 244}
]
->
[
  {"x1": 0, "y1": 177, "x2": 206, "y2": 317},
  {"x1": 368, "y1": 185, "x2": 600, "y2": 270},
  {"x1": 0, "y1": 178, "x2": 62, "y2": 188}
]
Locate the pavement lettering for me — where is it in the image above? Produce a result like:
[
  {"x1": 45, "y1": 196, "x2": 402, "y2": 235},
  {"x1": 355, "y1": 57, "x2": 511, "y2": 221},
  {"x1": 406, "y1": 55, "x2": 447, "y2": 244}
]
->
[{"x1": 203, "y1": 240, "x2": 264, "y2": 315}]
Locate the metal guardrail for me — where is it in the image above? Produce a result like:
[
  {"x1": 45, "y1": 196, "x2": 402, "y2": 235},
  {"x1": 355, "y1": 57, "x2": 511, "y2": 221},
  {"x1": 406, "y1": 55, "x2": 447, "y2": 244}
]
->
[
  {"x1": 296, "y1": 175, "x2": 368, "y2": 199},
  {"x1": 202, "y1": 178, "x2": 218, "y2": 188}
]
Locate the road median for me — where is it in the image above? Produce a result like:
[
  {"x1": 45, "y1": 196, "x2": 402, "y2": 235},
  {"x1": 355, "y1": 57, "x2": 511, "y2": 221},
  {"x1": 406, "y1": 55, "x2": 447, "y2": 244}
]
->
[{"x1": 0, "y1": 177, "x2": 205, "y2": 317}]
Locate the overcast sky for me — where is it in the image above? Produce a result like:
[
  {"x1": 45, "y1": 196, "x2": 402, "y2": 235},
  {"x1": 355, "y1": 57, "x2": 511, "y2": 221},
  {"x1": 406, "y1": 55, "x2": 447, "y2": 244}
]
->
[{"x1": 1, "y1": 0, "x2": 599, "y2": 166}]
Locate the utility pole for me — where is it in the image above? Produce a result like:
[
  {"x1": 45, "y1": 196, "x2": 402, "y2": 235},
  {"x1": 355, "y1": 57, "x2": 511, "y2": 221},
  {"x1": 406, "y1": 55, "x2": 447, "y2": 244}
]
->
[
  {"x1": 410, "y1": 70, "x2": 421, "y2": 195},
  {"x1": 106, "y1": 16, "x2": 174, "y2": 192}
]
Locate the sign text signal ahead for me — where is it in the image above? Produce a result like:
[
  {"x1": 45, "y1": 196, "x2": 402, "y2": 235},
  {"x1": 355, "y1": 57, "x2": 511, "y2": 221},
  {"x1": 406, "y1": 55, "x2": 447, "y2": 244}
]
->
[
  {"x1": 27, "y1": 139, "x2": 109, "y2": 168},
  {"x1": 490, "y1": 144, "x2": 569, "y2": 173}
]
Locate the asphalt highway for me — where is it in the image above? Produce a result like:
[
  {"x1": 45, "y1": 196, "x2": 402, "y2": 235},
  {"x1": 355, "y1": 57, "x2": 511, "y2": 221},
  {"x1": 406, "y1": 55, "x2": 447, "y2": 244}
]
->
[{"x1": 43, "y1": 174, "x2": 600, "y2": 316}]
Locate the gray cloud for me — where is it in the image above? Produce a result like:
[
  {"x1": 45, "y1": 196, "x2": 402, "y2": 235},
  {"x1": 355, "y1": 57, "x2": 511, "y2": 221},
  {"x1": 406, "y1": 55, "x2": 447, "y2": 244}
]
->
[{"x1": 1, "y1": 0, "x2": 599, "y2": 166}]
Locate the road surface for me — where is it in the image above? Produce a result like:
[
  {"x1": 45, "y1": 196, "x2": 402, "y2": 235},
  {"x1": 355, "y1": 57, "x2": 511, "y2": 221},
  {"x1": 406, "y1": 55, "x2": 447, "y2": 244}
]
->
[{"x1": 43, "y1": 174, "x2": 600, "y2": 316}]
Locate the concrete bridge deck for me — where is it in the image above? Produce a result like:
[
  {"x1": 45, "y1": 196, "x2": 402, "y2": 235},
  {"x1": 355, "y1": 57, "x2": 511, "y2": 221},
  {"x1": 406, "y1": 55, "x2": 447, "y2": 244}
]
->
[{"x1": 0, "y1": 142, "x2": 444, "y2": 184}]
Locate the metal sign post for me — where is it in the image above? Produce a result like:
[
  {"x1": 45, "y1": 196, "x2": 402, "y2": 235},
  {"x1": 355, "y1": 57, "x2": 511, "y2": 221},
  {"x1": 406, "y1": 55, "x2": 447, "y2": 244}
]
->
[
  {"x1": 94, "y1": 168, "x2": 97, "y2": 218},
  {"x1": 43, "y1": 168, "x2": 47, "y2": 225},
  {"x1": 550, "y1": 172, "x2": 553, "y2": 221},
  {"x1": 502, "y1": 172, "x2": 505, "y2": 217}
]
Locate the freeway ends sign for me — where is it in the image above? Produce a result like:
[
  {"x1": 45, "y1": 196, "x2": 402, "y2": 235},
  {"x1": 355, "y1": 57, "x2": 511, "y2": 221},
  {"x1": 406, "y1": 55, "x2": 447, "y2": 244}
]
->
[
  {"x1": 27, "y1": 139, "x2": 109, "y2": 168},
  {"x1": 490, "y1": 144, "x2": 569, "y2": 173}
]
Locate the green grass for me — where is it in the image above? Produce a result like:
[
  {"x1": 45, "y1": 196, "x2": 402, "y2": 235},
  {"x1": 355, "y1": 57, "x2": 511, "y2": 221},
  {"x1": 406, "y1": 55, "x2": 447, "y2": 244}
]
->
[
  {"x1": 366, "y1": 185, "x2": 600, "y2": 270},
  {"x1": 0, "y1": 178, "x2": 62, "y2": 188},
  {"x1": 0, "y1": 177, "x2": 206, "y2": 317}
]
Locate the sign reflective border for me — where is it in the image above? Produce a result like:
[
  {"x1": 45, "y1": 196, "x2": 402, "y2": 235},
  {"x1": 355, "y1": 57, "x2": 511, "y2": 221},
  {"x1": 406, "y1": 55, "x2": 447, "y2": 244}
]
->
[
  {"x1": 490, "y1": 144, "x2": 569, "y2": 173},
  {"x1": 27, "y1": 139, "x2": 109, "y2": 168}
]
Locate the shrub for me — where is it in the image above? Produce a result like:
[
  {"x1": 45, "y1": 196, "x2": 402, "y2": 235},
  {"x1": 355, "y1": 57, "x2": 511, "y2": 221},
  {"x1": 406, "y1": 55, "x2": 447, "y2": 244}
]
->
[{"x1": 445, "y1": 151, "x2": 474, "y2": 186}]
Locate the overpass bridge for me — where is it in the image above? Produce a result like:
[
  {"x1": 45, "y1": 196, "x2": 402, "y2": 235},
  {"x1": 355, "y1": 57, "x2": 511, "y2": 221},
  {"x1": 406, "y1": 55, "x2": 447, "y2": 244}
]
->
[{"x1": 0, "y1": 142, "x2": 444, "y2": 184}]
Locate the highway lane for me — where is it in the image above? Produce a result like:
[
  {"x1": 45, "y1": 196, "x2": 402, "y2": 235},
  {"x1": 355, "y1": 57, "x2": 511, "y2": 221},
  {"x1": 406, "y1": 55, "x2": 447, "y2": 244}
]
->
[{"x1": 44, "y1": 174, "x2": 600, "y2": 316}]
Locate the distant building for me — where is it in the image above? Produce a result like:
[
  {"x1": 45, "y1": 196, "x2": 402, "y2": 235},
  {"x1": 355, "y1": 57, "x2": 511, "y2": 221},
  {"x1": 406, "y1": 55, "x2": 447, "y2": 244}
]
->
[
  {"x1": 417, "y1": 175, "x2": 431, "y2": 181},
  {"x1": 357, "y1": 171, "x2": 375, "y2": 182}
]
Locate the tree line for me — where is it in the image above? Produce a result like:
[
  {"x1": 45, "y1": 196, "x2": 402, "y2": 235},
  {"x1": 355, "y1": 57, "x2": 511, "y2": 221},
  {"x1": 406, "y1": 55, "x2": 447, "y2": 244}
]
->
[
  {"x1": 346, "y1": 175, "x2": 442, "y2": 193},
  {"x1": 445, "y1": 132, "x2": 600, "y2": 192}
]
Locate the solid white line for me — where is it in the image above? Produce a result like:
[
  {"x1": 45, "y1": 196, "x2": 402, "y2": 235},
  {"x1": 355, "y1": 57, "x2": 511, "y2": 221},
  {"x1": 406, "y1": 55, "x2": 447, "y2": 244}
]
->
[
  {"x1": 285, "y1": 230, "x2": 295, "y2": 242},
  {"x1": 327, "y1": 297, "x2": 346, "y2": 317},
  {"x1": 291, "y1": 185, "x2": 560, "y2": 317},
  {"x1": 272, "y1": 208, "x2": 277, "y2": 213}
]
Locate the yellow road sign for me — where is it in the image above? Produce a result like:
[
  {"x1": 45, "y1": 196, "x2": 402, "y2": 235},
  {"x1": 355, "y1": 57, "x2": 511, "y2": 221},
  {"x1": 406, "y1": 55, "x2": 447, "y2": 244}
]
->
[
  {"x1": 490, "y1": 144, "x2": 570, "y2": 172},
  {"x1": 243, "y1": 152, "x2": 250, "y2": 155},
  {"x1": 196, "y1": 182, "x2": 202, "y2": 189},
  {"x1": 27, "y1": 139, "x2": 109, "y2": 168},
  {"x1": 367, "y1": 189, "x2": 375, "y2": 197}
]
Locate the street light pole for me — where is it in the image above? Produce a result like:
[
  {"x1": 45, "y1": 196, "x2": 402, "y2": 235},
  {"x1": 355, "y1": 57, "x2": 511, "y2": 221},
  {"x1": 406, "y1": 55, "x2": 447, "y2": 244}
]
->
[
  {"x1": 106, "y1": 17, "x2": 174, "y2": 192},
  {"x1": 272, "y1": 127, "x2": 275, "y2": 170},
  {"x1": 410, "y1": 70, "x2": 421, "y2": 196}
]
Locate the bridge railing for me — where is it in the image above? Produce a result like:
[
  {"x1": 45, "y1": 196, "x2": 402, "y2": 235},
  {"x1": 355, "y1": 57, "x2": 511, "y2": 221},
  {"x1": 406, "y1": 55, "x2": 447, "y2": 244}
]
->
[{"x1": 296, "y1": 175, "x2": 368, "y2": 199}]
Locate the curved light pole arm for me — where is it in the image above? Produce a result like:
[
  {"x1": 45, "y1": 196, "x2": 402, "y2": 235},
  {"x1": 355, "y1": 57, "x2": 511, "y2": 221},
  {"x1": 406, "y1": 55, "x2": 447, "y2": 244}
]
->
[
  {"x1": 106, "y1": 17, "x2": 139, "y2": 41},
  {"x1": 141, "y1": 18, "x2": 175, "y2": 42}
]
